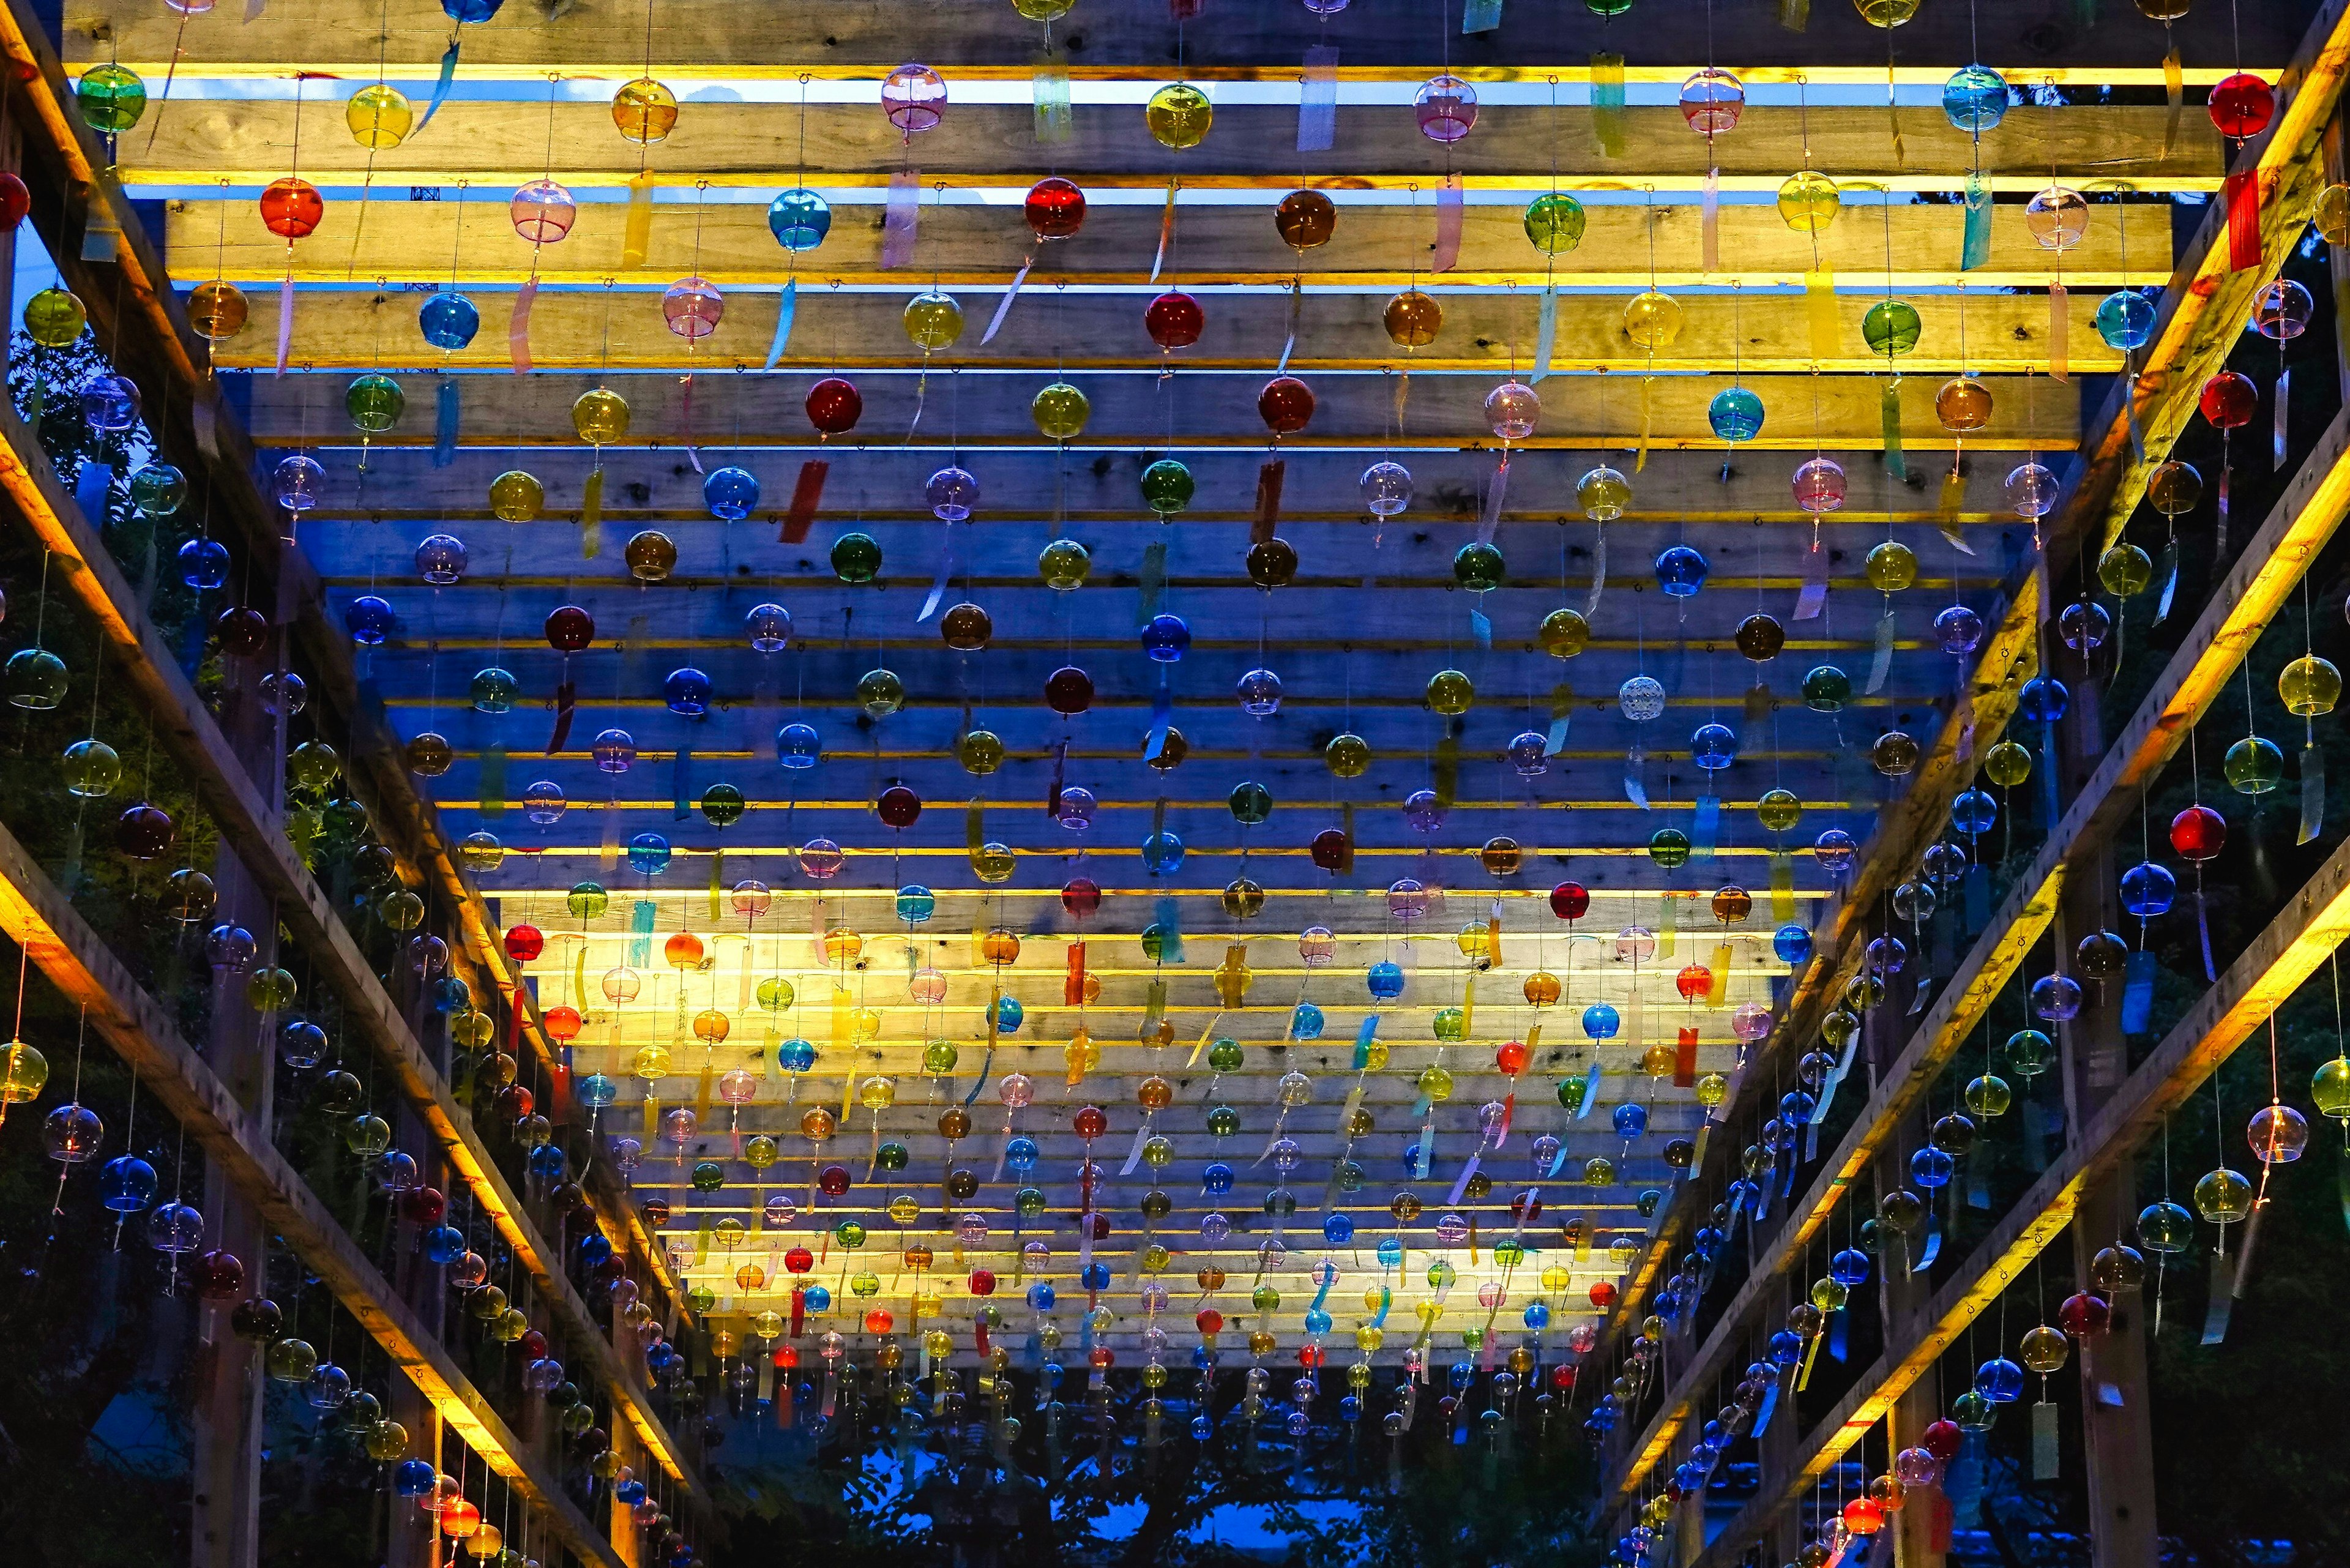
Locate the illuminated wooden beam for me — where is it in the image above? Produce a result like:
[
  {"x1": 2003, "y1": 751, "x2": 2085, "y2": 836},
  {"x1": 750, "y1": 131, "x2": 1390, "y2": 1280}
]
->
[
  {"x1": 124, "y1": 103, "x2": 2221, "y2": 190},
  {"x1": 0, "y1": 396, "x2": 708, "y2": 1508},
  {"x1": 165, "y1": 197, "x2": 2166, "y2": 293},
  {"x1": 1692, "y1": 815, "x2": 2350, "y2": 1568},
  {"x1": 0, "y1": 809, "x2": 625, "y2": 1568}
]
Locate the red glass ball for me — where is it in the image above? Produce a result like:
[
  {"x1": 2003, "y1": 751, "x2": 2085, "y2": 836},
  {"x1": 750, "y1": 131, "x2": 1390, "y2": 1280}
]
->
[
  {"x1": 1310, "y1": 826, "x2": 1350, "y2": 870},
  {"x1": 1511, "y1": 1192, "x2": 1544, "y2": 1225},
  {"x1": 2169, "y1": 803, "x2": 2226, "y2": 861},
  {"x1": 1676, "y1": 963, "x2": 1712, "y2": 1001},
  {"x1": 0, "y1": 172, "x2": 29, "y2": 228},
  {"x1": 806, "y1": 377, "x2": 863, "y2": 435},
  {"x1": 773, "y1": 1345, "x2": 800, "y2": 1368},
  {"x1": 2198, "y1": 370, "x2": 2258, "y2": 430},
  {"x1": 1495, "y1": 1040, "x2": 1528, "y2": 1075},
  {"x1": 213, "y1": 605, "x2": 270, "y2": 657},
  {"x1": 2209, "y1": 71, "x2": 2275, "y2": 139},
  {"x1": 1551, "y1": 1364, "x2": 1576, "y2": 1389},
  {"x1": 1297, "y1": 1343, "x2": 1325, "y2": 1368},
  {"x1": 545, "y1": 604, "x2": 595, "y2": 653},
  {"x1": 496, "y1": 1083, "x2": 534, "y2": 1119},
  {"x1": 517, "y1": 1327, "x2": 548, "y2": 1360},
  {"x1": 785, "y1": 1246, "x2": 815, "y2": 1274},
  {"x1": 818, "y1": 1163, "x2": 851, "y2": 1196},
  {"x1": 1072, "y1": 1105, "x2": 1108, "y2": 1140},
  {"x1": 1062, "y1": 876, "x2": 1102, "y2": 918},
  {"x1": 876, "y1": 785, "x2": 922, "y2": 829},
  {"x1": 2057, "y1": 1291, "x2": 2111, "y2": 1338},
  {"x1": 1143, "y1": 289, "x2": 1204, "y2": 351},
  {"x1": 1045, "y1": 665, "x2": 1095, "y2": 715},
  {"x1": 401, "y1": 1185, "x2": 447, "y2": 1225},
  {"x1": 542, "y1": 1004, "x2": 582, "y2": 1041},
  {"x1": 1589, "y1": 1280, "x2": 1617, "y2": 1309},
  {"x1": 1023, "y1": 176, "x2": 1086, "y2": 241},
  {"x1": 259, "y1": 176, "x2": 324, "y2": 240},
  {"x1": 1842, "y1": 1499, "x2": 1885, "y2": 1537},
  {"x1": 195, "y1": 1249, "x2": 246, "y2": 1300},
  {"x1": 1258, "y1": 375, "x2": 1316, "y2": 435},
  {"x1": 1195, "y1": 1308, "x2": 1224, "y2": 1334},
  {"x1": 116, "y1": 802, "x2": 175, "y2": 859},
  {"x1": 1550, "y1": 881, "x2": 1591, "y2": 920},
  {"x1": 968, "y1": 1268, "x2": 997, "y2": 1295},
  {"x1": 1921, "y1": 1418, "x2": 1963, "y2": 1462},
  {"x1": 641, "y1": 1197, "x2": 671, "y2": 1224},
  {"x1": 504, "y1": 924, "x2": 545, "y2": 963}
]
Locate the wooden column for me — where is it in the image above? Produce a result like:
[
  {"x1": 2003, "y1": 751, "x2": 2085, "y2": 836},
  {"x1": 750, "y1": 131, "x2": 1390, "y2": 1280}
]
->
[{"x1": 1874, "y1": 1149, "x2": 1938, "y2": 1568}]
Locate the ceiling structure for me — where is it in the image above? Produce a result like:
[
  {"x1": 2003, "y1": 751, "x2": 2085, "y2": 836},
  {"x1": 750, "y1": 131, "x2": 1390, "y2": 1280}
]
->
[{"x1": 62, "y1": 0, "x2": 2296, "y2": 1376}]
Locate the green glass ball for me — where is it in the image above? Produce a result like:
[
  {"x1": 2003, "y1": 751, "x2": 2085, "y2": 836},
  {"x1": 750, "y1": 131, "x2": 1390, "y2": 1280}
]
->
[
  {"x1": 76, "y1": 64, "x2": 148, "y2": 134},
  {"x1": 831, "y1": 531, "x2": 882, "y2": 583},
  {"x1": 1862, "y1": 298, "x2": 1922, "y2": 358},
  {"x1": 345, "y1": 373, "x2": 406, "y2": 433},
  {"x1": 1140, "y1": 458, "x2": 1194, "y2": 515},
  {"x1": 1453, "y1": 541, "x2": 1504, "y2": 592}
]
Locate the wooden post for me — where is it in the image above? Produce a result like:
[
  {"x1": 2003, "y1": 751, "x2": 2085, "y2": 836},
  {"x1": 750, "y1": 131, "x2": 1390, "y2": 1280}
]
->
[
  {"x1": 1874, "y1": 1149, "x2": 1938, "y2": 1568},
  {"x1": 1759, "y1": 1275, "x2": 1802, "y2": 1568}
]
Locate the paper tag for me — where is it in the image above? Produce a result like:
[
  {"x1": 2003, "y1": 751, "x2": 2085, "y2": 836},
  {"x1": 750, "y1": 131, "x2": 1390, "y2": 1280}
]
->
[
  {"x1": 2031, "y1": 1401, "x2": 2060, "y2": 1479},
  {"x1": 882, "y1": 169, "x2": 921, "y2": 269},
  {"x1": 2121, "y1": 949, "x2": 2158, "y2": 1034},
  {"x1": 1795, "y1": 532, "x2": 1829, "y2": 619},
  {"x1": 1693, "y1": 795, "x2": 1720, "y2": 860},
  {"x1": 1297, "y1": 46, "x2": 1338, "y2": 152},
  {"x1": 1866, "y1": 608, "x2": 1896, "y2": 694},
  {"x1": 2302, "y1": 741, "x2": 2326, "y2": 844},
  {"x1": 1590, "y1": 53, "x2": 1625, "y2": 157},
  {"x1": 1961, "y1": 167, "x2": 1992, "y2": 271},
  {"x1": 1032, "y1": 54, "x2": 1072, "y2": 143},
  {"x1": 2201, "y1": 1249, "x2": 2236, "y2": 1343},
  {"x1": 2047, "y1": 280, "x2": 2070, "y2": 383},
  {"x1": 1533, "y1": 288, "x2": 1558, "y2": 383},
  {"x1": 1433, "y1": 173, "x2": 1464, "y2": 273}
]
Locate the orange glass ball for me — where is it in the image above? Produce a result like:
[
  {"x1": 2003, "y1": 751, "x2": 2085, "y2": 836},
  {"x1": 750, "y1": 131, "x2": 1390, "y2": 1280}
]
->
[{"x1": 1384, "y1": 289, "x2": 1442, "y2": 348}]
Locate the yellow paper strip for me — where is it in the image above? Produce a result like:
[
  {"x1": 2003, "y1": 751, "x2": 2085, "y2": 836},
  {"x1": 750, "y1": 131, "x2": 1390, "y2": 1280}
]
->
[
  {"x1": 580, "y1": 466, "x2": 603, "y2": 558},
  {"x1": 2048, "y1": 279, "x2": 2070, "y2": 383},
  {"x1": 1804, "y1": 267, "x2": 1839, "y2": 361},
  {"x1": 622, "y1": 170, "x2": 655, "y2": 269}
]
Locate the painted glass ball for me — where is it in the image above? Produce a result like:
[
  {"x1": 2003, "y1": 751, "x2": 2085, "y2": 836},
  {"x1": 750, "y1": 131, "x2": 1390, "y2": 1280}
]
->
[
  {"x1": 882, "y1": 63, "x2": 947, "y2": 135},
  {"x1": 1414, "y1": 73, "x2": 1477, "y2": 143},
  {"x1": 1709, "y1": 386, "x2": 1764, "y2": 442},
  {"x1": 1941, "y1": 64, "x2": 2009, "y2": 132},
  {"x1": 1863, "y1": 298, "x2": 1922, "y2": 358},
  {"x1": 1524, "y1": 192, "x2": 1587, "y2": 253},
  {"x1": 1792, "y1": 456, "x2": 1847, "y2": 513},
  {"x1": 768, "y1": 187, "x2": 831, "y2": 251},
  {"x1": 1775, "y1": 170, "x2": 1841, "y2": 233},
  {"x1": 419, "y1": 290, "x2": 479, "y2": 350}
]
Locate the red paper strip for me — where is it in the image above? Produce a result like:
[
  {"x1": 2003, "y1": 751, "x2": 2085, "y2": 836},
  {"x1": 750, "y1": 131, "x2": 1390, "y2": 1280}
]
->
[
  {"x1": 781, "y1": 460, "x2": 829, "y2": 543},
  {"x1": 1251, "y1": 460, "x2": 1286, "y2": 543},
  {"x1": 545, "y1": 679, "x2": 576, "y2": 755},
  {"x1": 1674, "y1": 1025, "x2": 1699, "y2": 1088},
  {"x1": 1065, "y1": 942, "x2": 1087, "y2": 1006},
  {"x1": 2226, "y1": 169, "x2": 2262, "y2": 272}
]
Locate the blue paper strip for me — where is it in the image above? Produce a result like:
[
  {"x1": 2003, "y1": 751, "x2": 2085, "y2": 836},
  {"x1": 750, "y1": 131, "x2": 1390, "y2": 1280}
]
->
[
  {"x1": 1575, "y1": 1061, "x2": 1601, "y2": 1118},
  {"x1": 1827, "y1": 1307, "x2": 1849, "y2": 1362},
  {"x1": 628, "y1": 898, "x2": 655, "y2": 965},
  {"x1": 419, "y1": 36, "x2": 460, "y2": 132},
  {"x1": 1751, "y1": 1379, "x2": 1780, "y2": 1435},
  {"x1": 2121, "y1": 949, "x2": 2158, "y2": 1034},
  {"x1": 1964, "y1": 861, "x2": 1990, "y2": 933},
  {"x1": 673, "y1": 741, "x2": 692, "y2": 819},
  {"x1": 74, "y1": 459, "x2": 111, "y2": 522},
  {"x1": 1152, "y1": 895, "x2": 1184, "y2": 965},
  {"x1": 1352, "y1": 1015, "x2": 1381, "y2": 1069},
  {"x1": 433, "y1": 375, "x2": 459, "y2": 468},
  {"x1": 1692, "y1": 794, "x2": 1720, "y2": 861},
  {"x1": 765, "y1": 277, "x2": 798, "y2": 370},
  {"x1": 1461, "y1": 0, "x2": 1502, "y2": 29}
]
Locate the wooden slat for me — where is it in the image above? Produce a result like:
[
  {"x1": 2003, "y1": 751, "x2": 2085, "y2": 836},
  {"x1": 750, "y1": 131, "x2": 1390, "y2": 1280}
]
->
[
  {"x1": 64, "y1": 0, "x2": 2302, "y2": 77},
  {"x1": 0, "y1": 395, "x2": 710, "y2": 1506},
  {"x1": 166, "y1": 196, "x2": 2169, "y2": 291},
  {"x1": 247, "y1": 368, "x2": 2081, "y2": 449},
  {"x1": 0, "y1": 810, "x2": 625, "y2": 1568},
  {"x1": 220, "y1": 285, "x2": 2127, "y2": 375},
  {"x1": 127, "y1": 103, "x2": 2225, "y2": 189}
]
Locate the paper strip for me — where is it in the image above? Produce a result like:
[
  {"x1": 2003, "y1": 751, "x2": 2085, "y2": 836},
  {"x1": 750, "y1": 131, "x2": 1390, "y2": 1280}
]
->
[
  {"x1": 882, "y1": 169, "x2": 920, "y2": 270},
  {"x1": 1152, "y1": 179, "x2": 1177, "y2": 282},
  {"x1": 480, "y1": 742, "x2": 505, "y2": 818},
  {"x1": 1532, "y1": 288, "x2": 1558, "y2": 384},
  {"x1": 504, "y1": 276, "x2": 539, "y2": 373},
  {"x1": 1591, "y1": 53, "x2": 1625, "y2": 157},
  {"x1": 1252, "y1": 460, "x2": 1286, "y2": 543},
  {"x1": 1701, "y1": 165, "x2": 1720, "y2": 272},
  {"x1": 1475, "y1": 456, "x2": 1509, "y2": 545},
  {"x1": 1961, "y1": 167, "x2": 1993, "y2": 272},
  {"x1": 1461, "y1": 0, "x2": 1501, "y2": 28},
  {"x1": 431, "y1": 375, "x2": 459, "y2": 469},
  {"x1": 2163, "y1": 43, "x2": 2185, "y2": 155},
  {"x1": 1693, "y1": 794, "x2": 1720, "y2": 859},
  {"x1": 1881, "y1": 379, "x2": 1907, "y2": 481},
  {"x1": 546, "y1": 680, "x2": 575, "y2": 755},
  {"x1": 1032, "y1": 55, "x2": 1072, "y2": 144},
  {"x1": 1795, "y1": 534, "x2": 1829, "y2": 619},
  {"x1": 274, "y1": 272, "x2": 294, "y2": 374},
  {"x1": 2226, "y1": 170, "x2": 2262, "y2": 273},
  {"x1": 1298, "y1": 45, "x2": 1339, "y2": 152},
  {"x1": 764, "y1": 277, "x2": 797, "y2": 369},
  {"x1": 1866, "y1": 607, "x2": 1896, "y2": 693},
  {"x1": 420, "y1": 36, "x2": 459, "y2": 131},
  {"x1": 1137, "y1": 540, "x2": 1168, "y2": 622},
  {"x1": 2047, "y1": 280, "x2": 2071, "y2": 382},
  {"x1": 1778, "y1": 0, "x2": 1808, "y2": 26},
  {"x1": 980, "y1": 256, "x2": 1034, "y2": 346},
  {"x1": 2201, "y1": 1248, "x2": 2236, "y2": 1343},
  {"x1": 622, "y1": 171, "x2": 655, "y2": 270},
  {"x1": 919, "y1": 521, "x2": 961, "y2": 622},
  {"x1": 2303, "y1": 741, "x2": 2327, "y2": 844},
  {"x1": 1433, "y1": 173, "x2": 1464, "y2": 274},
  {"x1": 781, "y1": 460, "x2": 827, "y2": 543},
  {"x1": 1804, "y1": 268, "x2": 1839, "y2": 361},
  {"x1": 2275, "y1": 366, "x2": 2291, "y2": 467},
  {"x1": 580, "y1": 466, "x2": 603, "y2": 559}
]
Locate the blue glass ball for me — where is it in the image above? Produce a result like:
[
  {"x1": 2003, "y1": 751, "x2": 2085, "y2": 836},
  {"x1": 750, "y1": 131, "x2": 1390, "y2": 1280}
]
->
[
  {"x1": 1290, "y1": 1001, "x2": 1325, "y2": 1040},
  {"x1": 1376, "y1": 1236, "x2": 1404, "y2": 1268},
  {"x1": 1708, "y1": 385, "x2": 1764, "y2": 442},
  {"x1": 1583, "y1": 1002, "x2": 1621, "y2": 1040},
  {"x1": 1934, "y1": 603, "x2": 1985, "y2": 655},
  {"x1": 1829, "y1": 1246, "x2": 1871, "y2": 1286},
  {"x1": 616, "y1": 1479, "x2": 647, "y2": 1507},
  {"x1": 1026, "y1": 1282, "x2": 1054, "y2": 1311},
  {"x1": 1951, "y1": 786, "x2": 1999, "y2": 835},
  {"x1": 993, "y1": 995, "x2": 1024, "y2": 1033},
  {"x1": 1079, "y1": 1261, "x2": 1111, "y2": 1291},
  {"x1": 2018, "y1": 676, "x2": 2069, "y2": 723},
  {"x1": 775, "y1": 721, "x2": 820, "y2": 769},
  {"x1": 431, "y1": 976, "x2": 470, "y2": 1013},
  {"x1": 2121, "y1": 860, "x2": 2177, "y2": 918},
  {"x1": 423, "y1": 1223, "x2": 467, "y2": 1263},
  {"x1": 419, "y1": 289, "x2": 480, "y2": 350},
  {"x1": 1523, "y1": 1301, "x2": 1551, "y2": 1329},
  {"x1": 441, "y1": 0, "x2": 502, "y2": 21},
  {"x1": 395, "y1": 1459, "x2": 438, "y2": 1496},
  {"x1": 1612, "y1": 1102, "x2": 1648, "y2": 1139},
  {"x1": 343, "y1": 594, "x2": 396, "y2": 646},
  {"x1": 1323, "y1": 1213, "x2": 1354, "y2": 1245},
  {"x1": 1140, "y1": 611, "x2": 1192, "y2": 662},
  {"x1": 578, "y1": 1234, "x2": 613, "y2": 1268},
  {"x1": 663, "y1": 666, "x2": 712, "y2": 716},
  {"x1": 1655, "y1": 544, "x2": 1710, "y2": 597},
  {"x1": 1941, "y1": 63, "x2": 2009, "y2": 132},
  {"x1": 527, "y1": 1143, "x2": 567, "y2": 1179},
  {"x1": 896, "y1": 884, "x2": 936, "y2": 923},
  {"x1": 2032, "y1": 973, "x2": 2083, "y2": 1021},
  {"x1": 1910, "y1": 1147, "x2": 1955, "y2": 1189},
  {"x1": 1005, "y1": 1135, "x2": 1039, "y2": 1173},
  {"x1": 80, "y1": 370, "x2": 140, "y2": 433},
  {"x1": 1190, "y1": 1413, "x2": 1214, "y2": 1436},
  {"x1": 768, "y1": 187, "x2": 832, "y2": 252},
  {"x1": 1974, "y1": 1356, "x2": 2025, "y2": 1403},
  {"x1": 1769, "y1": 1329, "x2": 1804, "y2": 1365},
  {"x1": 703, "y1": 465, "x2": 760, "y2": 521},
  {"x1": 576, "y1": 1072, "x2": 617, "y2": 1108},
  {"x1": 99, "y1": 1153, "x2": 157, "y2": 1212},
  {"x1": 1691, "y1": 722, "x2": 1738, "y2": 770},
  {"x1": 2095, "y1": 289, "x2": 2157, "y2": 352},
  {"x1": 1366, "y1": 960, "x2": 1405, "y2": 1000},
  {"x1": 1141, "y1": 829, "x2": 1185, "y2": 874},
  {"x1": 178, "y1": 537, "x2": 229, "y2": 590},
  {"x1": 1773, "y1": 923, "x2": 1813, "y2": 965},
  {"x1": 1202, "y1": 1162, "x2": 1235, "y2": 1196},
  {"x1": 626, "y1": 834, "x2": 671, "y2": 876},
  {"x1": 778, "y1": 1038, "x2": 817, "y2": 1073}
]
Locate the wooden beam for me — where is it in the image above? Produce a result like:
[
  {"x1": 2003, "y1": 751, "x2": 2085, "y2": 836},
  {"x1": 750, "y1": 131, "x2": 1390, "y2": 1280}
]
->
[
  {"x1": 125, "y1": 103, "x2": 2224, "y2": 190},
  {"x1": 63, "y1": 0, "x2": 2303, "y2": 78},
  {"x1": 165, "y1": 196, "x2": 2169, "y2": 292},
  {"x1": 220, "y1": 286, "x2": 2126, "y2": 376},
  {"x1": 0, "y1": 809, "x2": 625, "y2": 1568},
  {"x1": 245, "y1": 369, "x2": 2081, "y2": 450},
  {"x1": 1694, "y1": 817, "x2": 2350, "y2": 1568},
  {"x1": 0, "y1": 396, "x2": 710, "y2": 1506}
]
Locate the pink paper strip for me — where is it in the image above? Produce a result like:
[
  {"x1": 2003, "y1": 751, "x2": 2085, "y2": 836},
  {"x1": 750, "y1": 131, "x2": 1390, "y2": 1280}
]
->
[
  {"x1": 1433, "y1": 173, "x2": 1463, "y2": 273},
  {"x1": 274, "y1": 273, "x2": 293, "y2": 374},
  {"x1": 881, "y1": 168, "x2": 920, "y2": 270},
  {"x1": 509, "y1": 278, "x2": 539, "y2": 373}
]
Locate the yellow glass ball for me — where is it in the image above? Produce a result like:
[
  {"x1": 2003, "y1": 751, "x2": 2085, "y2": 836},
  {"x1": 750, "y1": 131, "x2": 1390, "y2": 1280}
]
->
[
  {"x1": 2320, "y1": 183, "x2": 2350, "y2": 248},
  {"x1": 1756, "y1": 788, "x2": 1802, "y2": 832},
  {"x1": 573, "y1": 387, "x2": 631, "y2": 445},
  {"x1": 1856, "y1": 0, "x2": 1922, "y2": 24},
  {"x1": 904, "y1": 291, "x2": 964, "y2": 352},
  {"x1": 633, "y1": 1043, "x2": 673, "y2": 1080},
  {"x1": 1426, "y1": 668, "x2": 1474, "y2": 715},
  {"x1": 1695, "y1": 1072, "x2": 1728, "y2": 1108},
  {"x1": 957, "y1": 728, "x2": 1005, "y2": 775},
  {"x1": 1539, "y1": 607, "x2": 1589, "y2": 658},
  {"x1": 1384, "y1": 288, "x2": 1443, "y2": 348},
  {"x1": 1039, "y1": 537, "x2": 1091, "y2": 589},
  {"x1": 1982, "y1": 738, "x2": 2032, "y2": 788},
  {"x1": 24, "y1": 285, "x2": 86, "y2": 348},
  {"x1": 346, "y1": 83, "x2": 414, "y2": 149},
  {"x1": 2097, "y1": 543, "x2": 2154, "y2": 598},
  {"x1": 2281, "y1": 654, "x2": 2341, "y2": 717},
  {"x1": 1863, "y1": 540, "x2": 1919, "y2": 593},
  {"x1": 859, "y1": 1075, "x2": 895, "y2": 1111},
  {"x1": 1146, "y1": 83, "x2": 1214, "y2": 149},
  {"x1": 975, "y1": 844, "x2": 1016, "y2": 883},
  {"x1": 488, "y1": 470, "x2": 543, "y2": 522},
  {"x1": 1326, "y1": 731, "x2": 1371, "y2": 778},
  {"x1": 613, "y1": 77, "x2": 680, "y2": 144},
  {"x1": 1577, "y1": 465, "x2": 1632, "y2": 521},
  {"x1": 1641, "y1": 1042, "x2": 1676, "y2": 1077},
  {"x1": 1031, "y1": 381, "x2": 1091, "y2": 440},
  {"x1": 1934, "y1": 376, "x2": 1994, "y2": 433},
  {"x1": 0, "y1": 1040, "x2": 47, "y2": 1103},
  {"x1": 1776, "y1": 170, "x2": 1841, "y2": 233},
  {"x1": 1622, "y1": 289, "x2": 1683, "y2": 351},
  {"x1": 2313, "y1": 1056, "x2": 2350, "y2": 1120}
]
